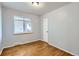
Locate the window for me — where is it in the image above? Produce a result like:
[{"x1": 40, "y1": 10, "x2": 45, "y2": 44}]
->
[{"x1": 14, "y1": 16, "x2": 32, "y2": 34}]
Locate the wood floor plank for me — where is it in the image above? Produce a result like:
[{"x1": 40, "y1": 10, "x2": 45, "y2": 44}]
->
[{"x1": 0, "y1": 40, "x2": 73, "y2": 56}]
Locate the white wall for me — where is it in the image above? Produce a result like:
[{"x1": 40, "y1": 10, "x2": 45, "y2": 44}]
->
[
  {"x1": 0, "y1": 4, "x2": 2, "y2": 52},
  {"x1": 42, "y1": 3, "x2": 79, "y2": 55},
  {"x1": 2, "y1": 7, "x2": 42, "y2": 48}
]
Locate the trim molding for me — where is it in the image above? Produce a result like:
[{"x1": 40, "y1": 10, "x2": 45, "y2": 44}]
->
[
  {"x1": 2, "y1": 40, "x2": 77, "y2": 56},
  {"x1": 48, "y1": 42, "x2": 77, "y2": 56},
  {"x1": 42, "y1": 40, "x2": 77, "y2": 56},
  {"x1": 2, "y1": 39, "x2": 42, "y2": 49},
  {"x1": 0, "y1": 49, "x2": 3, "y2": 55},
  {"x1": 0, "y1": 52, "x2": 1, "y2": 55}
]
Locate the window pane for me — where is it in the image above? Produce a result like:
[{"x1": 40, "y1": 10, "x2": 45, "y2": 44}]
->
[
  {"x1": 14, "y1": 16, "x2": 32, "y2": 34},
  {"x1": 24, "y1": 18, "x2": 31, "y2": 21},
  {"x1": 14, "y1": 20, "x2": 23, "y2": 33},
  {"x1": 25, "y1": 21, "x2": 32, "y2": 32},
  {"x1": 14, "y1": 16, "x2": 23, "y2": 21}
]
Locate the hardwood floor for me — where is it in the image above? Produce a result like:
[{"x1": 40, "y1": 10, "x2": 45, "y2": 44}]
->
[{"x1": 1, "y1": 40, "x2": 73, "y2": 56}]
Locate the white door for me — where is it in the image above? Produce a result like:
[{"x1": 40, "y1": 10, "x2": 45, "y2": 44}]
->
[{"x1": 43, "y1": 18, "x2": 48, "y2": 42}]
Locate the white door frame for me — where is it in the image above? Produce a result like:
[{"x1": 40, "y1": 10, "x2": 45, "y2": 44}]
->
[{"x1": 43, "y1": 18, "x2": 48, "y2": 42}]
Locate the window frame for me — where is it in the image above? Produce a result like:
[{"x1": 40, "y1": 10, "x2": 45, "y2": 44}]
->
[{"x1": 13, "y1": 16, "x2": 32, "y2": 35}]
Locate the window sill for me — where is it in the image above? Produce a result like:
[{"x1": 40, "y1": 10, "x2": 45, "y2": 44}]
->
[{"x1": 13, "y1": 32, "x2": 33, "y2": 35}]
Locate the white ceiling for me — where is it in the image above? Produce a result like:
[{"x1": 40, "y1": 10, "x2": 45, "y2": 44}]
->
[{"x1": 2, "y1": 2, "x2": 71, "y2": 16}]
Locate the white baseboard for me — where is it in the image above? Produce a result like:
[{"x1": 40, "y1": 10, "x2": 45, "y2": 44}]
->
[
  {"x1": 0, "y1": 52, "x2": 1, "y2": 55},
  {"x1": 0, "y1": 49, "x2": 3, "y2": 55},
  {"x1": 48, "y1": 42, "x2": 78, "y2": 56},
  {"x1": 2, "y1": 39, "x2": 77, "y2": 56},
  {"x1": 41, "y1": 40, "x2": 77, "y2": 56},
  {"x1": 2, "y1": 39, "x2": 42, "y2": 49}
]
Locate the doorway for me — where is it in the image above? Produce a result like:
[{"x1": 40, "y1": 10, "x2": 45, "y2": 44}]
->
[{"x1": 43, "y1": 18, "x2": 48, "y2": 42}]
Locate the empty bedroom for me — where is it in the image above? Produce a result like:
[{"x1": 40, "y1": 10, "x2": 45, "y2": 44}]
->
[{"x1": 0, "y1": 2, "x2": 79, "y2": 56}]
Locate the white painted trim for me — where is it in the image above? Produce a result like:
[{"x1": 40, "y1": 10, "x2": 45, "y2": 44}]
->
[
  {"x1": 41, "y1": 40, "x2": 77, "y2": 56},
  {"x1": 0, "y1": 48, "x2": 3, "y2": 55},
  {"x1": 2, "y1": 40, "x2": 77, "y2": 56},
  {"x1": 2, "y1": 39, "x2": 42, "y2": 49},
  {"x1": 48, "y1": 42, "x2": 77, "y2": 56},
  {"x1": 1, "y1": 40, "x2": 41, "y2": 55}
]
